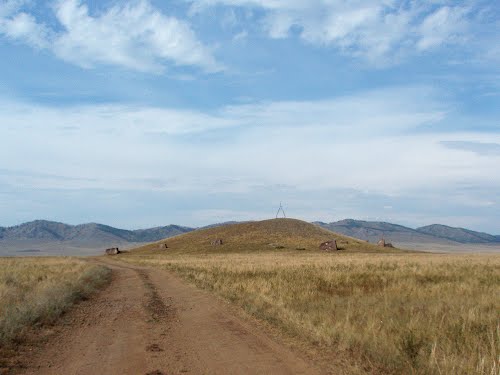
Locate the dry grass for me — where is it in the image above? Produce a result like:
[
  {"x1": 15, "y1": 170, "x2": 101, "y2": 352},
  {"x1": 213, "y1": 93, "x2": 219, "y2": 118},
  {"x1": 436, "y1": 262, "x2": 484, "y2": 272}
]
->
[
  {"x1": 0, "y1": 257, "x2": 110, "y2": 346},
  {"x1": 122, "y1": 251, "x2": 500, "y2": 374},
  {"x1": 133, "y1": 218, "x2": 401, "y2": 255}
]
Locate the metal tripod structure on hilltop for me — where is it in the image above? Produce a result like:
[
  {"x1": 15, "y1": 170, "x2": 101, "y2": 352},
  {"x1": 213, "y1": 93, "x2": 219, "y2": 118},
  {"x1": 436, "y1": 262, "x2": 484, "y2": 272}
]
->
[{"x1": 275, "y1": 202, "x2": 286, "y2": 218}]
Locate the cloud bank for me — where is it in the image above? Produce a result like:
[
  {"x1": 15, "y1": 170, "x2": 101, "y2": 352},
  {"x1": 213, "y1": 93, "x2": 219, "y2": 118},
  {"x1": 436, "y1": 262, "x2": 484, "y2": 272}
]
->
[
  {"x1": 0, "y1": 0, "x2": 219, "y2": 72},
  {"x1": 1, "y1": 87, "x2": 498, "y2": 194},
  {"x1": 189, "y1": 0, "x2": 474, "y2": 64},
  {"x1": 0, "y1": 85, "x2": 498, "y2": 229}
]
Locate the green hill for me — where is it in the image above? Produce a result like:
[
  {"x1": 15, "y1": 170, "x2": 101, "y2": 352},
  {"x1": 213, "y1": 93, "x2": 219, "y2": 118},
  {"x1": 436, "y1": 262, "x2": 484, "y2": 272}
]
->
[{"x1": 131, "y1": 218, "x2": 399, "y2": 254}]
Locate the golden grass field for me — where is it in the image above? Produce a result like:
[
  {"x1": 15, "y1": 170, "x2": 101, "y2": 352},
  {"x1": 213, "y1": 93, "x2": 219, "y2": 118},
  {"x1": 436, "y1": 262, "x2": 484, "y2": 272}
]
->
[
  {"x1": 124, "y1": 219, "x2": 500, "y2": 375},
  {"x1": 0, "y1": 257, "x2": 110, "y2": 346}
]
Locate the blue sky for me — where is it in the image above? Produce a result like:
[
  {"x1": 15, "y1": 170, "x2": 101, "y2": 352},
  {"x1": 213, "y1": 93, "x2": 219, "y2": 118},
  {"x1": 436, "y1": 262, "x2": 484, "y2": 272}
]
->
[{"x1": 0, "y1": 0, "x2": 499, "y2": 232}]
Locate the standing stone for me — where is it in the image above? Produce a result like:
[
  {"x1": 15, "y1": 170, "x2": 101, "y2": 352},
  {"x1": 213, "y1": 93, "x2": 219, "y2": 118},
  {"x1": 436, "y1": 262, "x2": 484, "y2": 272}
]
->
[
  {"x1": 319, "y1": 240, "x2": 337, "y2": 251},
  {"x1": 105, "y1": 247, "x2": 120, "y2": 255}
]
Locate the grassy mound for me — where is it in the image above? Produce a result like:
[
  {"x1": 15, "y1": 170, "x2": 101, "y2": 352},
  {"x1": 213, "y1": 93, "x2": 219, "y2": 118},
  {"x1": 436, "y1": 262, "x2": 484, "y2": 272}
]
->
[{"x1": 132, "y1": 218, "x2": 400, "y2": 254}]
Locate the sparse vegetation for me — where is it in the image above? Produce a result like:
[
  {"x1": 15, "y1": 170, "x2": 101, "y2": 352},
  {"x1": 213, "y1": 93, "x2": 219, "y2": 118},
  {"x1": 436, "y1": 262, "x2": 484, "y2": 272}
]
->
[
  {"x1": 132, "y1": 218, "x2": 400, "y2": 254},
  {"x1": 123, "y1": 252, "x2": 499, "y2": 374},
  {"x1": 0, "y1": 257, "x2": 110, "y2": 345},
  {"x1": 123, "y1": 219, "x2": 500, "y2": 375}
]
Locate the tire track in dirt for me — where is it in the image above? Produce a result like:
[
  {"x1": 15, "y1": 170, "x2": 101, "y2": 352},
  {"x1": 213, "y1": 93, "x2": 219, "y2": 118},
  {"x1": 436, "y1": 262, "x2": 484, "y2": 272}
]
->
[
  {"x1": 137, "y1": 269, "x2": 175, "y2": 375},
  {"x1": 137, "y1": 270, "x2": 174, "y2": 323},
  {"x1": 13, "y1": 258, "x2": 322, "y2": 375}
]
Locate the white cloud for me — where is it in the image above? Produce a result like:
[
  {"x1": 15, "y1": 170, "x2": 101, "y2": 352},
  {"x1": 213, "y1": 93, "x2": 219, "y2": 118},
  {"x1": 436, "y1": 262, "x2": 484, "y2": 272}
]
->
[
  {"x1": 417, "y1": 6, "x2": 469, "y2": 51},
  {"x1": 1, "y1": 11, "x2": 50, "y2": 48},
  {"x1": 0, "y1": 0, "x2": 23, "y2": 18},
  {"x1": 0, "y1": 0, "x2": 219, "y2": 72},
  {"x1": 232, "y1": 30, "x2": 248, "y2": 42},
  {"x1": 0, "y1": 0, "x2": 51, "y2": 48},
  {"x1": 0, "y1": 87, "x2": 498, "y2": 198},
  {"x1": 219, "y1": 86, "x2": 446, "y2": 136},
  {"x1": 189, "y1": 0, "x2": 473, "y2": 63},
  {"x1": 440, "y1": 141, "x2": 500, "y2": 156}
]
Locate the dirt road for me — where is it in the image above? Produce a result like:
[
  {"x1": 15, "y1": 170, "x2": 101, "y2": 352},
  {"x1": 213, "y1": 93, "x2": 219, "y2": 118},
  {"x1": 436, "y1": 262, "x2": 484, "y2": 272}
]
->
[{"x1": 19, "y1": 258, "x2": 320, "y2": 375}]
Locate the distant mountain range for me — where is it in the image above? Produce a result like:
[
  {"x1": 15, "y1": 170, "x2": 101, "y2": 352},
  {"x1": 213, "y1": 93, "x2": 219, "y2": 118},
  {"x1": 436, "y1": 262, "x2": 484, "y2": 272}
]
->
[
  {"x1": 0, "y1": 220, "x2": 193, "y2": 256},
  {"x1": 0, "y1": 220, "x2": 193, "y2": 243},
  {"x1": 314, "y1": 219, "x2": 500, "y2": 245},
  {"x1": 0, "y1": 219, "x2": 499, "y2": 256}
]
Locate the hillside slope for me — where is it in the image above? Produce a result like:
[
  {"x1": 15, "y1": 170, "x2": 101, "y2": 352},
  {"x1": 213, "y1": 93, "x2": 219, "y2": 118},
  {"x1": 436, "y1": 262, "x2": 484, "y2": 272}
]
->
[
  {"x1": 316, "y1": 219, "x2": 500, "y2": 245},
  {"x1": 0, "y1": 220, "x2": 193, "y2": 244},
  {"x1": 315, "y1": 219, "x2": 457, "y2": 245},
  {"x1": 416, "y1": 224, "x2": 499, "y2": 244},
  {"x1": 0, "y1": 221, "x2": 194, "y2": 255},
  {"x1": 132, "y1": 218, "x2": 397, "y2": 254}
]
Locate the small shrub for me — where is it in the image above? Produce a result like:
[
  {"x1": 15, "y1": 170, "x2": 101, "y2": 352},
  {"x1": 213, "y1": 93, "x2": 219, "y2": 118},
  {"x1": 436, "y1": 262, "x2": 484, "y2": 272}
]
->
[{"x1": 399, "y1": 330, "x2": 427, "y2": 367}]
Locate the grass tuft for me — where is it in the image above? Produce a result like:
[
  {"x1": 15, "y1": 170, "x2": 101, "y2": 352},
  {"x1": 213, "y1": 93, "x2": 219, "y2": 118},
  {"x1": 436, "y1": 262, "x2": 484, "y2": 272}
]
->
[{"x1": 0, "y1": 257, "x2": 111, "y2": 346}]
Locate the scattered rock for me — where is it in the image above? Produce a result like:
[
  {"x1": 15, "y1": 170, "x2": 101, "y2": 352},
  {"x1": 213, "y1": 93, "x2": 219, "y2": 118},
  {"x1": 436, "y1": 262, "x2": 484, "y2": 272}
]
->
[
  {"x1": 378, "y1": 239, "x2": 394, "y2": 248},
  {"x1": 105, "y1": 247, "x2": 120, "y2": 255},
  {"x1": 268, "y1": 243, "x2": 286, "y2": 249},
  {"x1": 146, "y1": 344, "x2": 163, "y2": 352},
  {"x1": 158, "y1": 243, "x2": 168, "y2": 249},
  {"x1": 319, "y1": 240, "x2": 337, "y2": 251},
  {"x1": 211, "y1": 239, "x2": 223, "y2": 246}
]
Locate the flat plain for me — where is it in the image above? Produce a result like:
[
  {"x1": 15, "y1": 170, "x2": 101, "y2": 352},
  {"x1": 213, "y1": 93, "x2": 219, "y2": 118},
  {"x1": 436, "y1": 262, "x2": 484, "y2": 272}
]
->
[{"x1": 122, "y1": 251, "x2": 500, "y2": 375}]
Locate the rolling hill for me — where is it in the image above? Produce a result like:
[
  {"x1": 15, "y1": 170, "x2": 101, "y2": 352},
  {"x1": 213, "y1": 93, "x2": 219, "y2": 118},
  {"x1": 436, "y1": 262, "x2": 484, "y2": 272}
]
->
[
  {"x1": 315, "y1": 219, "x2": 447, "y2": 244},
  {"x1": 1, "y1": 218, "x2": 498, "y2": 256},
  {"x1": 315, "y1": 219, "x2": 500, "y2": 245},
  {"x1": 0, "y1": 220, "x2": 193, "y2": 256},
  {"x1": 416, "y1": 224, "x2": 499, "y2": 244},
  {"x1": 132, "y1": 218, "x2": 395, "y2": 254},
  {"x1": 0, "y1": 220, "x2": 192, "y2": 243}
]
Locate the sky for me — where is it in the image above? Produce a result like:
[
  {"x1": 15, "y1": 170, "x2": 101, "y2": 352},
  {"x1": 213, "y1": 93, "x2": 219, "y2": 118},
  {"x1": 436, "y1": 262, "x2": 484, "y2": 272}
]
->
[{"x1": 0, "y1": 0, "x2": 499, "y2": 232}]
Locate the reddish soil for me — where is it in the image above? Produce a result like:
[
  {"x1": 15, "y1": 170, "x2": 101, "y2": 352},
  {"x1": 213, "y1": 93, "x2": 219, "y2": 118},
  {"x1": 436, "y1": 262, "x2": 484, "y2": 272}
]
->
[{"x1": 11, "y1": 258, "x2": 321, "y2": 375}]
